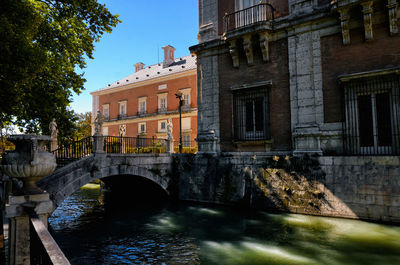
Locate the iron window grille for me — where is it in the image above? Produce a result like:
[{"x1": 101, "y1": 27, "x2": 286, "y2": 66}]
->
[
  {"x1": 233, "y1": 86, "x2": 270, "y2": 141},
  {"x1": 343, "y1": 74, "x2": 400, "y2": 155}
]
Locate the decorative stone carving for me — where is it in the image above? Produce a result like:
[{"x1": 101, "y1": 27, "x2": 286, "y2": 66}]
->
[
  {"x1": 361, "y1": 1, "x2": 374, "y2": 41},
  {"x1": 338, "y1": 8, "x2": 351, "y2": 45},
  {"x1": 242, "y1": 35, "x2": 254, "y2": 65},
  {"x1": 94, "y1": 110, "x2": 105, "y2": 135},
  {"x1": 259, "y1": 32, "x2": 270, "y2": 62},
  {"x1": 0, "y1": 135, "x2": 57, "y2": 194},
  {"x1": 387, "y1": 0, "x2": 398, "y2": 35},
  {"x1": 228, "y1": 39, "x2": 239, "y2": 68}
]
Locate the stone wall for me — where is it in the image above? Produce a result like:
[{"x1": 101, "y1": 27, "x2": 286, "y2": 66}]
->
[{"x1": 176, "y1": 153, "x2": 400, "y2": 223}]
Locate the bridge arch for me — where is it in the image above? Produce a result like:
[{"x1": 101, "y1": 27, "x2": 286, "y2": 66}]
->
[{"x1": 37, "y1": 154, "x2": 173, "y2": 210}]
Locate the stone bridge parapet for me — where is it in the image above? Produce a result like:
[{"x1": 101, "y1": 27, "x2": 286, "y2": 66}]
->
[{"x1": 37, "y1": 153, "x2": 173, "y2": 209}]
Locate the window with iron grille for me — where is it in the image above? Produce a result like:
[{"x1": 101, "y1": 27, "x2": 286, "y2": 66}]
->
[
  {"x1": 183, "y1": 134, "x2": 191, "y2": 147},
  {"x1": 343, "y1": 74, "x2": 400, "y2": 155},
  {"x1": 233, "y1": 87, "x2": 270, "y2": 141}
]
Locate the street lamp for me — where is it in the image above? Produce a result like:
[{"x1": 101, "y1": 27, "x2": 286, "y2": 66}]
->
[{"x1": 175, "y1": 92, "x2": 183, "y2": 153}]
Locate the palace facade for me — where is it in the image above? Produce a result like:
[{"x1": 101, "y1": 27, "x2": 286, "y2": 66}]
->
[{"x1": 91, "y1": 45, "x2": 197, "y2": 150}]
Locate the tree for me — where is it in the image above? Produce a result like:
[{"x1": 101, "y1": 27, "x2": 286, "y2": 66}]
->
[
  {"x1": 0, "y1": 0, "x2": 120, "y2": 139},
  {"x1": 72, "y1": 112, "x2": 92, "y2": 139}
]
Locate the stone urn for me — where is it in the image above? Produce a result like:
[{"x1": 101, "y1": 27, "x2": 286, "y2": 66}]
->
[{"x1": 0, "y1": 134, "x2": 57, "y2": 194}]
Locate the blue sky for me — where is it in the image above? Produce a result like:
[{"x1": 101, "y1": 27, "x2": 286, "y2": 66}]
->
[{"x1": 70, "y1": 0, "x2": 199, "y2": 114}]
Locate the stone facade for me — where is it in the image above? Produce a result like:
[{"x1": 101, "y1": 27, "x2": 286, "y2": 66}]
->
[
  {"x1": 192, "y1": 0, "x2": 400, "y2": 155},
  {"x1": 188, "y1": 0, "x2": 400, "y2": 222}
]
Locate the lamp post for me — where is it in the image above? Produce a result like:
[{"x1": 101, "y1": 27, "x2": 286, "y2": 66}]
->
[{"x1": 175, "y1": 92, "x2": 183, "y2": 153}]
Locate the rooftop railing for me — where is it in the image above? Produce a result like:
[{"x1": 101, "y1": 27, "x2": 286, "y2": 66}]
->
[{"x1": 223, "y1": 3, "x2": 274, "y2": 34}]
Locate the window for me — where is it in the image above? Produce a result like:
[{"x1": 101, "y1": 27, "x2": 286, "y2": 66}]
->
[
  {"x1": 102, "y1": 104, "x2": 109, "y2": 120},
  {"x1": 138, "y1": 122, "x2": 146, "y2": 134},
  {"x1": 158, "y1": 93, "x2": 168, "y2": 113},
  {"x1": 158, "y1": 120, "x2": 167, "y2": 132},
  {"x1": 237, "y1": 0, "x2": 257, "y2": 9},
  {"x1": 119, "y1": 101, "x2": 127, "y2": 119},
  {"x1": 180, "y1": 88, "x2": 191, "y2": 109},
  {"x1": 233, "y1": 87, "x2": 269, "y2": 141},
  {"x1": 182, "y1": 117, "x2": 191, "y2": 131},
  {"x1": 183, "y1": 134, "x2": 191, "y2": 147},
  {"x1": 343, "y1": 74, "x2": 400, "y2": 155},
  {"x1": 138, "y1": 97, "x2": 147, "y2": 115},
  {"x1": 102, "y1": 127, "x2": 108, "y2": 136}
]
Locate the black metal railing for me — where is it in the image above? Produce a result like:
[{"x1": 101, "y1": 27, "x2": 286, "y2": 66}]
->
[
  {"x1": 173, "y1": 140, "x2": 198, "y2": 154},
  {"x1": 343, "y1": 75, "x2": 400, "y2": 155},
  {"x1": 157, "y1": 107, "x2": 167, "y2": 114},
  {"x1": 52, "y1": 136, "x2": 93, "y2": 167},
  {"x1": 103, "y1": 136, "x2": 168, "y2": 154},
  {"x1": 117, "y1": 114, "x2": 126, "y2": 120},
  {"x1": 223, "y1": 3, "x2": 274, "y2": 34}
]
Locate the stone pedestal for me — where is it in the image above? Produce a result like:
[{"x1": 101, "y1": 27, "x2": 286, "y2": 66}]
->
[
  {"x1": 196, "y1": 130, "x2": 219, "y2": 153},
  {"x1": 6, "y1": 193, "x2": 54, "y2": 265},
  {"x1": 93, "y1": 134, "x2": 104, "y2": 154},
  {"x1": 166, "y1": 139, "x2": 174, "y2": 154}
]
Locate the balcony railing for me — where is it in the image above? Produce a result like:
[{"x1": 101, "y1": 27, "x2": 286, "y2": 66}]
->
[
  {"x1": 157, "y1": 107, "x2": 167, "y2": 114},
  {"x1": 137, "y1": 110, "x2": 146, "y2": 116},
  {"x1": 117, "y1": 114, "x2": 126, "y2": 120},
  {"x1": 223, "y1": 3, "x2": 274, "y2": 34}
]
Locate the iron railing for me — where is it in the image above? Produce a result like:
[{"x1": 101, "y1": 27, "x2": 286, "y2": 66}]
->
[
  {"x1": 103, "y1": 136, "x2": 168, "y2": 154},
  {"x1": 343, "y1": 75, "x2": 400, "y2": 155},
  {"x1": 223, "y1": 3, "x2": 274, "y2": 34},
  {"x1": 173, "y1": 140, "x2": 198, "y2": 154},
  {"x1": 52, "y1": 136, "x2": 93, "y2": 167}
]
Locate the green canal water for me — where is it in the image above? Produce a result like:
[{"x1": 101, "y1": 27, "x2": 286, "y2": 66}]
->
[{"x1": 49, "y1": 184, "x2": 400, "y2": 265}]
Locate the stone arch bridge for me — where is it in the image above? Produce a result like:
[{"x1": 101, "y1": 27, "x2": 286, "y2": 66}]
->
[{"x1": 37, "y1": 136, "x2": 174, "y2": 209}]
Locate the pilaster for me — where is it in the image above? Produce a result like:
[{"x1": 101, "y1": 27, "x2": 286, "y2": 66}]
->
[
  {"x1": 196, "y1": 51, "x2": 220, "y2": 153},
  {"x1": 288, "y1": 29, "x2": 324, "y2": 155}
]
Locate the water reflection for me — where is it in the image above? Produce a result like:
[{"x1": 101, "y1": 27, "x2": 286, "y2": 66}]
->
[{"x1": 49, "y1": 184, "x2": 400, "y2": 265}]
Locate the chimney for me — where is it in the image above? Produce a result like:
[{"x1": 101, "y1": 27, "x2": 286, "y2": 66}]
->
[
  {"x1": 162, "y1": 45, "x2": 176, "y2": 68},
  {"x1": 134, "y1": 62, "x2": 145, "y2": 72}
]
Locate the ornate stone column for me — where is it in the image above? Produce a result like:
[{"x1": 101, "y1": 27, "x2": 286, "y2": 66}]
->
[{"x1": 0, "y1": 135, "x2": 56, "y2": 265}]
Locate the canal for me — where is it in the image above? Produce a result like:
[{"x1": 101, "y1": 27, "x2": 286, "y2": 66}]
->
[{"x1": 49, "y1": 184, "x2": 400, "y2": 265}]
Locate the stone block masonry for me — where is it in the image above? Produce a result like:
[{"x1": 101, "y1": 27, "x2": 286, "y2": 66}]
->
[{"x1": 175, "y1": 154, "x2": 400, "y2": 223}]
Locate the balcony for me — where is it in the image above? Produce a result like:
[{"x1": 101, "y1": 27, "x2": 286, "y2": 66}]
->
[
  {"x1": 223, "y1": 3, "x2": 274, "y2": 35},
  {"x1": 137, "y1": 110, "x2": 146, "y2": 117},
  {"x1": 117, "y1": 114, "x2": 126, "y2": 120},
  {"x1": 157, "y1": 107, "x2": 167, "y2": 114}
]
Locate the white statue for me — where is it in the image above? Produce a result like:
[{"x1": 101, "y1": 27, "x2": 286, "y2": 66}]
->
[
  {"x1": 49, "y1": 118, "x2": 58, "y2": 151},
  {"x1": 49, "y1": 118, "x2": 58, "y2": 139},
  {"x1": 94, "y1": 110, "x2": 105, "y2": 135},
  {"x1": 167, "y1": 118, "x2": 173, "y2": 140}
]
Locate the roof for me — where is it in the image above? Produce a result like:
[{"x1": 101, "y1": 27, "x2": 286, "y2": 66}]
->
[{"x1": 97, "y1": 54, "x2": 196, "y2": 92}]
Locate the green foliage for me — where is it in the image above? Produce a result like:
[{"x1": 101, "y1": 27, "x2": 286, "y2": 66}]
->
[
  {"x1": 0, "y1": 122, "x2": 16, "y2": 154},
  {"x1": 0, "y1": 0, "x2": 120, "y2": 138},
  {"x1": 72, "y1": 112, "x2": 92, "y2": 139}
]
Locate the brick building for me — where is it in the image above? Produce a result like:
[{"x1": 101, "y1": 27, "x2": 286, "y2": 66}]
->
[
  {"x1": 91, "y1": 45, "x2": 197, "y2": 150},
  {"x1": 191, "y1": 0, "x2": 400, "y2": 156}
]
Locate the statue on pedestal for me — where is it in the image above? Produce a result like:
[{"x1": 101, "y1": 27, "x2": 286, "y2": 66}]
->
[
  {"x1": 94, "y1": 110, "x2": 105, "y2": 135},
  {"x1": 49, "y1": 118, "x2": 58, "y2": 151}
]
